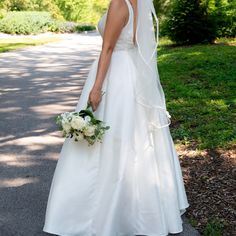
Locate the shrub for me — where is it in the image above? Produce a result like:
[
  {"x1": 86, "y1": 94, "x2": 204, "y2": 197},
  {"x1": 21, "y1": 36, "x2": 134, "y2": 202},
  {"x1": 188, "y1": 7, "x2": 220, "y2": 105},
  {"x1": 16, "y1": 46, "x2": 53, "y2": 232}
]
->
[
  {"x1": 47, "y1": 21, "x2": 77, "y2": 33},
  {"x1": 0, "y1": 9, "x2": 7, "y2": 19},
  {"x1": 0, "y1": 0, "x2": 108, "y2": 25},
  {"x1": 165, "y1": 0, "x2": 217, "y2": 44},
  {"x1": 0, "y1": 11, "x2": 97, "y2": 34},
  {"x1": 0, "y1": 11, "x2": 74, "y2": 34},
  {"x1": 0, "y1": 11, "x2": 57, "y2": 34},
  {"x1": 55, "y1": 0, "x2": 108, "y2": 24},
  {"x1": 0, "y1": 0, "x2": 63, "y2": 19},
  {"x1": 75, "y1": 24, "x2": 96, "y2": 33},
  {"x1": 208, "y1": 0, "x2": 236, "y2": 37}
]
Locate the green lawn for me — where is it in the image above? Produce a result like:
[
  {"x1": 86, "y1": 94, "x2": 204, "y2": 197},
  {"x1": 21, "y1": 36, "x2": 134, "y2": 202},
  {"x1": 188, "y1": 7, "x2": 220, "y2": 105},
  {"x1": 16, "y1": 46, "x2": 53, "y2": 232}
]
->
[
  {"x1": 158, "y1": 38, "x2": 236, "y2": 150},
  {"x1": 0, "y1": 37, "x2": 61, "y2": 53}
]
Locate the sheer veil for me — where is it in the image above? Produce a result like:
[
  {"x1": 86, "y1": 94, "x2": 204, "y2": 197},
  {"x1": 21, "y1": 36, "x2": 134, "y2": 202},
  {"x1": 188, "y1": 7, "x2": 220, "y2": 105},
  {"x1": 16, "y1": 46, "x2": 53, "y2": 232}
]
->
[{"x1": 134, "y1": 0, "x2": 171, "y2": 130}]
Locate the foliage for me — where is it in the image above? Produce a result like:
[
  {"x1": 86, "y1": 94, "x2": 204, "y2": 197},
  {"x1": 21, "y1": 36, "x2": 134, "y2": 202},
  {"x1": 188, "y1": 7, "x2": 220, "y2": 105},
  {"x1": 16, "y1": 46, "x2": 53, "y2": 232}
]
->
[
  {"x1": 162, "y1": 0, "x2": 236, "y2": 42},
  {"x1": 0, "y1": 11, "x2": 55, "y2": 34},
  {"x1": 0, "y1": 0, "x2": 109, "y2": 23},
  {"x1": 75, "y1": 24, "x2": 96, "y2": 33},
  {"x1": 164, "y1": 0, "x2": 217, "y2": 44},
  {"x1": 48, "y1": 21, "x2": 78, "y2": 33},
  {"x1": 204, "y1": 0, "x2": 236, "y2": 37},
  {"x1": 153, "y1": 0, "x2": 172, "y2": 17},
  {"x1": 0, "y1": 11, "x2": 95, "y2": 34},
  {"x1": 0, "y1": 0, "x2": 62, "y2": 19},
  {"x1": 203, "y1": 218, "x2": 224, "y2": 236},
  {"x1": 55, "y1": 0, "x2": 108, "y2": 24},
  {"x1": 158, "y1": 38, "x2": 236, "y2": 149}
]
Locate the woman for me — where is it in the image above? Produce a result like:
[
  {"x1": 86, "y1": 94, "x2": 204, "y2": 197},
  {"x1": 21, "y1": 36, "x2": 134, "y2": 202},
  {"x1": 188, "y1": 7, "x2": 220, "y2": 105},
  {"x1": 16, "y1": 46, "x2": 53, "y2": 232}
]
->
[{"x1": 43, "y1": 0, "x2": 190, "y2": 235}]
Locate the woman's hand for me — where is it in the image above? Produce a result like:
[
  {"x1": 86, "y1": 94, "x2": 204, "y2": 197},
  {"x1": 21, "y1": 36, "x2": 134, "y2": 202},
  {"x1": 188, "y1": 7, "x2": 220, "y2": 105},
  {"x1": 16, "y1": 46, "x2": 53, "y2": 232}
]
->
[{"x1": 88, "y1": 87, "x2": 103, "y2": 112}]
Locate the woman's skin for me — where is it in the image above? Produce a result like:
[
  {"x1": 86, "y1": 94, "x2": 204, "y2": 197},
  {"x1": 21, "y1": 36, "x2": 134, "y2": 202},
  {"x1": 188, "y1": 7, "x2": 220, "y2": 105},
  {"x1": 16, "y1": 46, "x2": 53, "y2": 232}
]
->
[{"x1": 88, "y1": 0, "x2": 137, "y2": 112}]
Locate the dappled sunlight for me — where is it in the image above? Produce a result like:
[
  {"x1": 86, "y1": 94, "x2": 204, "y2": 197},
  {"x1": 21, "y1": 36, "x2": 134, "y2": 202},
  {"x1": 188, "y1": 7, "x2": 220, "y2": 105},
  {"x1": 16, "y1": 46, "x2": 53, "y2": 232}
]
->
[
  {"x1": 205, "y1": 99, "x2": 227, "y2": 107},
  {"x1": 1, "y1": 88, "x2": 21, "y2": 92},
  {"x1": 186, "y1": 51, "x2": 203, "y2": 56},
  {"x1": 0, "y1": 155, "x2": 37, "y2": 167},
  {"x1": 176, "y1": 143, "x2": 208, "y2": 157},
  {"x1": 158, "y1": 42, "x2": 235, "y2": 149},
  {"x1": 0, "y1": 130, "x2": 64, "y2": 160},
  {"x1": 0, "y1": 177, "x2": 39, "y2": 188},
  {"x1": 0, "y1": 133, "x2": 62, "y2": 148},
  {"x1": 0, "y1": 106, "x2": 21, "y2": 112},
  {"x1": 30, "y1": 102, "x2": 77, "y2": 115},
  {"x1": 0, "y1": 33, "x2": 101, "y2": 178},
  {"x1": 0, "y1": 33, "x2": 103, "y2": 236}
]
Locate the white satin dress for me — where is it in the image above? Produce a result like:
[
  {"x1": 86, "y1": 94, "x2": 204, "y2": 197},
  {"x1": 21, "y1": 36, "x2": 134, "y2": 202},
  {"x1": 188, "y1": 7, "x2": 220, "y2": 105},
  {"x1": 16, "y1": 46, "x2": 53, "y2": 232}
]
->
[{"x1": 43, "y1": 0, "x2": 190, "y2": 235}]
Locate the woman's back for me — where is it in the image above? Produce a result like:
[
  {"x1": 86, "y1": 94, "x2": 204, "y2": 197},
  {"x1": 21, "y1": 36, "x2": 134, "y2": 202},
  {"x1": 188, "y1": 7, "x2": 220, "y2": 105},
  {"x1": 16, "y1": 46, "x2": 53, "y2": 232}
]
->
[{"x1": 98, "y1": 0, "x2": 136, "y2": 51}]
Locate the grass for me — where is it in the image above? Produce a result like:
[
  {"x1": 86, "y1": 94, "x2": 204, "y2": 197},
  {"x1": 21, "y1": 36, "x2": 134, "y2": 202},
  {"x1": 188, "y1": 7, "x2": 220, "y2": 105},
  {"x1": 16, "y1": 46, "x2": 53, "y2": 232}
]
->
[
  {"x1": 158, "y1": 37, "x2": 236, "y2": 150},
  {"x1": 203, "y1": 218, "x2": 224, "y2": 236},
  {"x1": 0, "y1": 37, "x2": 61, "y2": 53}
]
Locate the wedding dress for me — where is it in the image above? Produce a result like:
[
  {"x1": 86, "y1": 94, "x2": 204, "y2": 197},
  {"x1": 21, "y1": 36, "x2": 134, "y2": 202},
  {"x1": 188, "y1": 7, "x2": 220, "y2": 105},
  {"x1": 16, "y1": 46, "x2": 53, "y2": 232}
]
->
[{"x1": 43, "y1": 0, "x2": 189, "y2": 235}]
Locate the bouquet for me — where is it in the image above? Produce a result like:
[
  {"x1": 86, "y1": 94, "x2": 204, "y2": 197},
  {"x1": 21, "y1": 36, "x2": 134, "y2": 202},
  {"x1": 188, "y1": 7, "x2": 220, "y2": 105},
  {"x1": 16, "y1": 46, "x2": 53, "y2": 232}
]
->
[{"x1": 55, "y1": 103, "x2": 110, "y2": 146}]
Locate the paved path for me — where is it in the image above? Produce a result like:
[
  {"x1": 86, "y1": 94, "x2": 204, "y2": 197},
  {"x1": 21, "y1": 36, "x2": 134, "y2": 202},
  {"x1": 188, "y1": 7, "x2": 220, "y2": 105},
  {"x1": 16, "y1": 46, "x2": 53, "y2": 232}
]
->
[{"x1": 0, "y1": 32, "x2": 200, "y2": 236}]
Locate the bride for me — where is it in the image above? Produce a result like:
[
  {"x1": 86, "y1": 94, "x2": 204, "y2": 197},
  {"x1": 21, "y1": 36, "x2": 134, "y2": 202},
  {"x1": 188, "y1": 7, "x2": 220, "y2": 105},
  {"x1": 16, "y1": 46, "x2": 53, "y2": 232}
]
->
[{"x1": 43, "y1": 0, "x2": 190, "y2": 235}]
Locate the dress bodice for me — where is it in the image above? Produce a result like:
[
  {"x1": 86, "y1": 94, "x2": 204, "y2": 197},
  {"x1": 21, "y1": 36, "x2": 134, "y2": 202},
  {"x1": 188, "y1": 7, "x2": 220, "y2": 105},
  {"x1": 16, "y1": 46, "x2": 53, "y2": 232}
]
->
[{"x1": 97, "y1": 0, "x2": 135, "y2": 51}]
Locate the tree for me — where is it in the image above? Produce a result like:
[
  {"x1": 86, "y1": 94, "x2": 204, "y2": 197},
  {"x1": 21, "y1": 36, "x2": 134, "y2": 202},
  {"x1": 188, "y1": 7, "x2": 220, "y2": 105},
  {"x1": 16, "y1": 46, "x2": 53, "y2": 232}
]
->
[
  {"x1": 165, "y1": 0, "x2": 217, "y2": 44},
  {"x1": 55, "y1": 0, "x2": 108, "y2": 24},
  {"x1": 153, "y1": 0, "x2": 172, "y2": 17},
  {"x1": 205, "y1": 0, "x2": 236, "y2": 37},
  {"x1": 0, "y1": 0, "x2": 62, "y2": 19}
]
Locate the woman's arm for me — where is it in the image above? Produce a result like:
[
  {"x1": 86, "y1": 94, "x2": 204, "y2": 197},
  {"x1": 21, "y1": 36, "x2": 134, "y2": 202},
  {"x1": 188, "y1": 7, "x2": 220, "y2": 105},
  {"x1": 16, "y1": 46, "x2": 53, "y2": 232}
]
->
[{"x1": 88, "y1": 0, "x2": 129, "y2": 111}]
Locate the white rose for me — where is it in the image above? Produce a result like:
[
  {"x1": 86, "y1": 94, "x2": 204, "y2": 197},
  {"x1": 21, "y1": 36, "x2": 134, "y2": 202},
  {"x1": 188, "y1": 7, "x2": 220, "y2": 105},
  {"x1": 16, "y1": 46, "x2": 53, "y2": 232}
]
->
[
  {"x1": 84, "y1": 115, "x2": 91, "y2": 123},
  {"x1": 71, "y1": 116, "x2": 86, "y2": 130},
  {"x1": 62, "y1": 122, "x2": 71, "y2": 133},
  {"x1": 83, "y1": 125, "x2": 96, "y2": 137},
  {"x1": 75, "y1": 132, "x2": 84, "y2": 140},
  {"x1": 61, "y1": 112, "x2": 69, "y2": 119},
  {"x1": 61, "y1": 112, "x2": 71, "y2": 123}
]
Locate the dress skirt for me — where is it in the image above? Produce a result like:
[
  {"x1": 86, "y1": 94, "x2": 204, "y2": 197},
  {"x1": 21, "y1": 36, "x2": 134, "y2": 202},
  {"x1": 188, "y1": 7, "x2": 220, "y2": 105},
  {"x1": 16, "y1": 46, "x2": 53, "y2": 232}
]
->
[{"x1": 43, "y1": 48, "x2": 190, "y2": 236}]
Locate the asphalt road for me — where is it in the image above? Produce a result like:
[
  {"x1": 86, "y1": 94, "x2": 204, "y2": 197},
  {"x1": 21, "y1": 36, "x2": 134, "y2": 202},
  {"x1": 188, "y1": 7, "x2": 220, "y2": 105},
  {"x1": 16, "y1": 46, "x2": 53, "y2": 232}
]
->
[{"x1": 0, "y1": 32, "x2": 200, "y2": 236}]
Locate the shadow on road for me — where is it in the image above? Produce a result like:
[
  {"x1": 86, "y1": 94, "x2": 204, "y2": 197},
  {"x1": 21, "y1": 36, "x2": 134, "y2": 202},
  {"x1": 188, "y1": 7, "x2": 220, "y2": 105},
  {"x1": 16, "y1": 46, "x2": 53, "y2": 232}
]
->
[
  {"x1": 0, "y1": 33, "x2": 200, "y2": 236},
  {"x1": 0, "y1": 33, "x2": 101, "y2": 236}
]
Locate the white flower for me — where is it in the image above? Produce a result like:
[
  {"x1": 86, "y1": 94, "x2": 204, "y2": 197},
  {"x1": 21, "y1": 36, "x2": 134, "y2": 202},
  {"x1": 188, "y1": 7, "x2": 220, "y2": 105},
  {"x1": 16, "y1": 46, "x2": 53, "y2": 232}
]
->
[
  {"x1": 84, "y1": 115, "x2": 91, "y2": 123},
  {"x1": 75, "y1": 132, "x2": 84, "y2": 140},
  {"x1": 71, "y1": 116, "x2": 86, "y2": 130},
  {"x1": 83, "y1": 125, "x2": 96, "y2": 137},
  {"x1": 61, "y1": 116, "x2": 67, "y2": 122},
  {"x1": 62, "y1": 122, "x2": 71, "y2": 133}
]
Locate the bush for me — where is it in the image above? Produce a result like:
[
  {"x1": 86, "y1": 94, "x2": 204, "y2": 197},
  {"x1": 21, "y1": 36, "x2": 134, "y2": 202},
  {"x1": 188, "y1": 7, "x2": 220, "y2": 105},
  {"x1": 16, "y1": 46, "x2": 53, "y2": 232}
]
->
[
  {"x1": 0, "y1": 11, "x2": 97, "y2": 34},
  {"x1": 165, "y1": 0, "x2": 217, "y2": 44},
  {"x1": 0, "y1": 9, "x2": 7, "y2": 19},
  {"x1": 0, "y1": 0, "x2": 63, "y2": 19},
  {"x1": 208, "y1": 0, "x2": 236, "y2": 37},
  {"x1": 0, "y1": 11, "x2": 57, "y2": 34},
  {"x1": 55, "y1": 0, "x2": 108, "y2": 24},
  {"x1": 0, "y1": 11, "x2": 72, "y2": 34},
  {"x1": 0, "y1": 0, "x2": 108, "y2": 25},
  {"x1": 75, "y1": 24, "x2": 96, "y2": 33},
  {"x1": 48, "y1": 21, "x2": 78, "y2": 33}
]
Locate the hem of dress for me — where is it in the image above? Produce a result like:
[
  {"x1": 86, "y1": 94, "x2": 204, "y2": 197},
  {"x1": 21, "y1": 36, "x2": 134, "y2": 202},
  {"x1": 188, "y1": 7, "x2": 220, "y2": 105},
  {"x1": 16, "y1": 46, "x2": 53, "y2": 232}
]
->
[
  {"x1": 43, "y1": 229, "x2": 184, "y2": 236},
  {"x1": 43, "y1": 205, "x2": 190, "y2": 236},
  {"x1": 180, "y1": 203, "x2": 190, "y2": 216}
]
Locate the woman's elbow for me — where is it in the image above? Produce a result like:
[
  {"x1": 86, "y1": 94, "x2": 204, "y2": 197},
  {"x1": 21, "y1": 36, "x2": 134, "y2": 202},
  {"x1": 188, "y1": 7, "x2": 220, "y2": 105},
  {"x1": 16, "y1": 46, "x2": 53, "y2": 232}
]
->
[{"x1": 102, "y1": 43, "x2": 115, "y2": 54}]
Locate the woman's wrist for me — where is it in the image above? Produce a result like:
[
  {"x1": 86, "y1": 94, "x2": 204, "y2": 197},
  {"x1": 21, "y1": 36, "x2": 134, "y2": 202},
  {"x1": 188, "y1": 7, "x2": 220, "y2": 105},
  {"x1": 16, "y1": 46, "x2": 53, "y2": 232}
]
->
[{"x1": 92, "y1": 84, "x2": 103, "y2": 91}]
